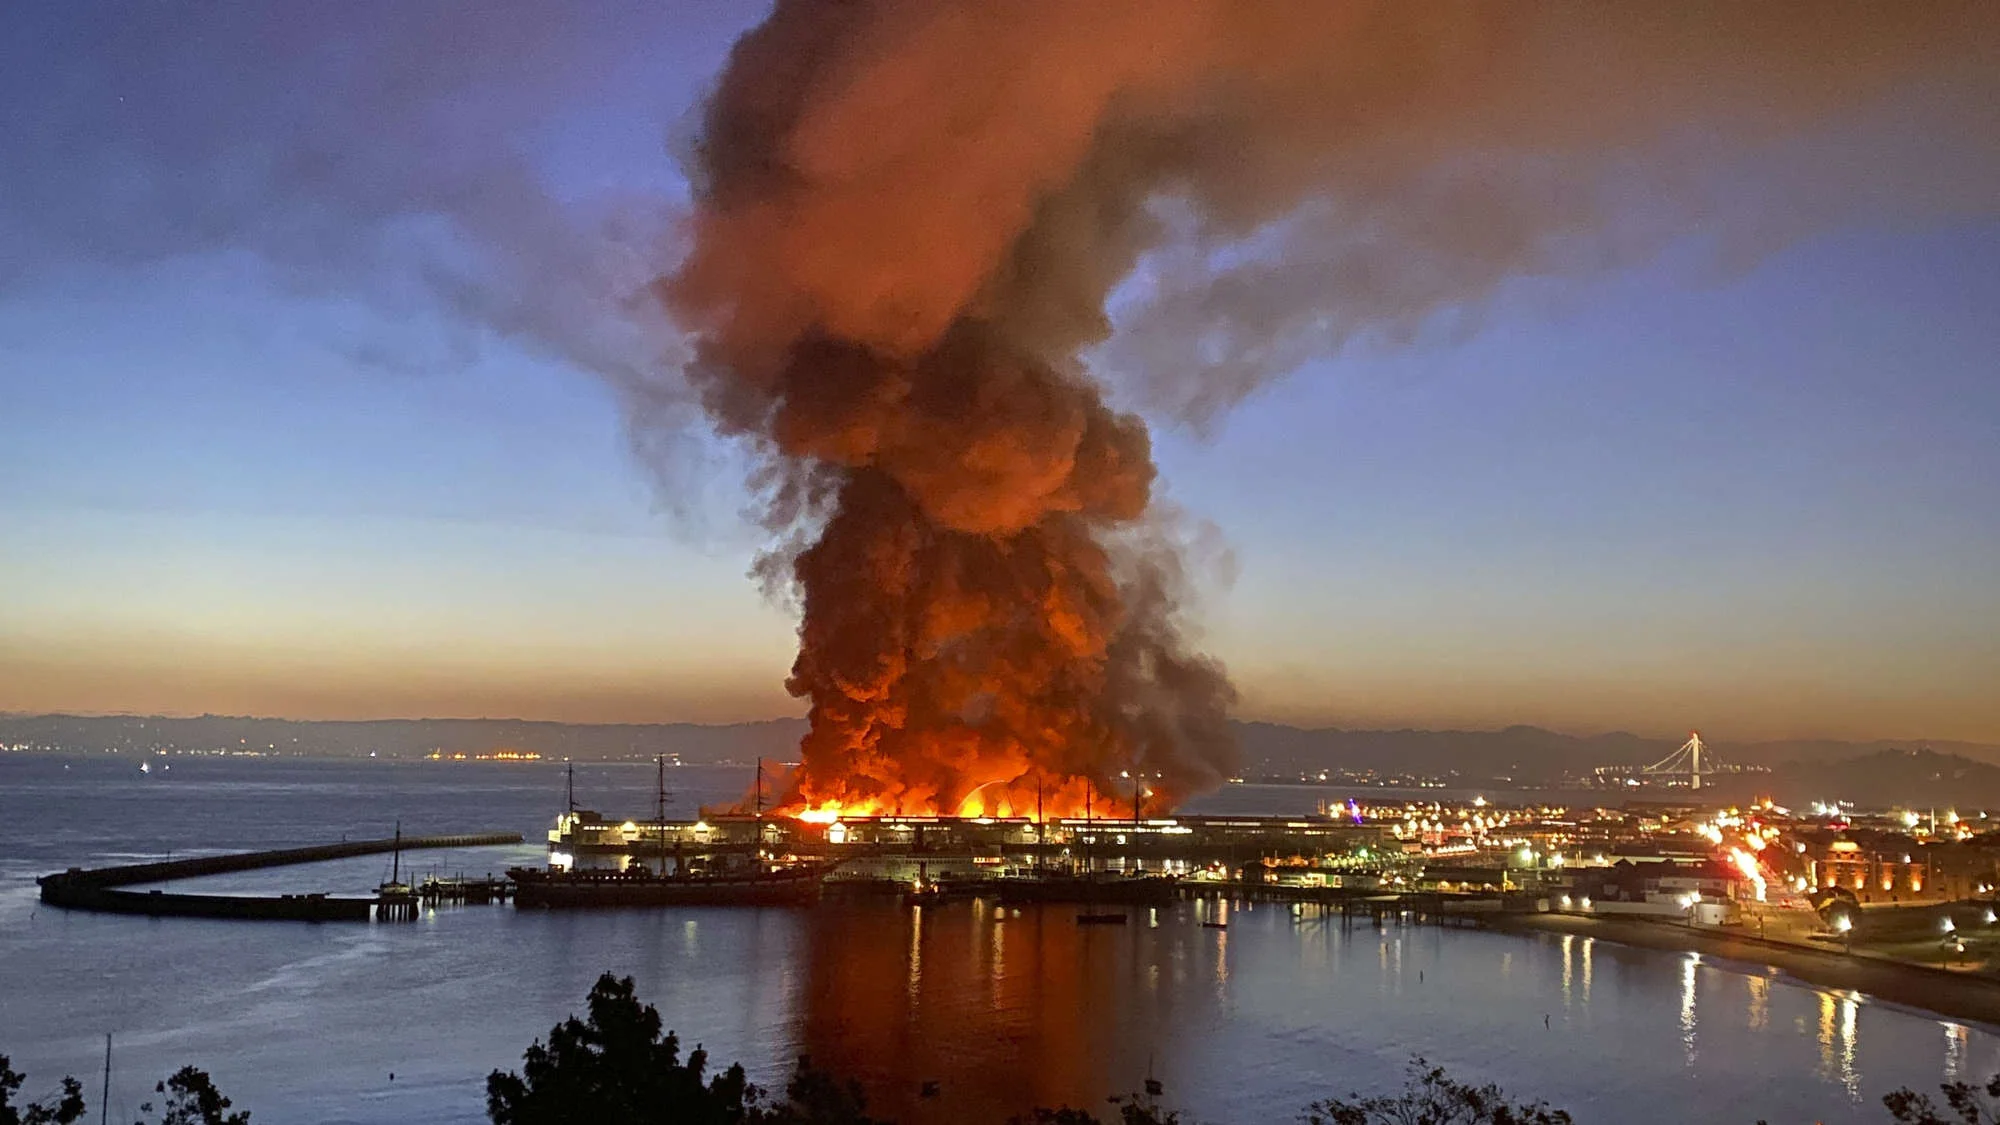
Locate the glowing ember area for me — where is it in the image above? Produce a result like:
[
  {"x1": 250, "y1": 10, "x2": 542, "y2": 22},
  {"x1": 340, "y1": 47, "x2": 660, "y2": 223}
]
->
[{"x1": 785, "y1": 773, "x2": 1138, "y2": 823}]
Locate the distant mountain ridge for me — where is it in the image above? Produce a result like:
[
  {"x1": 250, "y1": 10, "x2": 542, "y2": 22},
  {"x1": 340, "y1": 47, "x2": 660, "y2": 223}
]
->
[
  {"x1": 1233, "y1": 721, "x2": 2000, "y2": 780},
  {"x1": 1787, "y1": 748, "x2": 2000, "y2": 809},
  {"x1": 0, "y1": 713, "x2": 810, "y2": 764}
]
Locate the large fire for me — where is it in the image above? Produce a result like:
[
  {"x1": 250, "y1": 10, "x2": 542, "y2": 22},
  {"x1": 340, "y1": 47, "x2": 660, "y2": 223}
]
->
[
  {"x1": 786, "y1": 772, "x2": 1143, "y2": 824},
  {"x1": 666, "y1": 5, "x2": 1244, "y2": 822}
]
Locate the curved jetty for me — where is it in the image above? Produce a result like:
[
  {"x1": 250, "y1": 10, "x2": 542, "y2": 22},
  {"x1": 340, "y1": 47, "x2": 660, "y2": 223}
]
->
[{"x1": 37, "y1": 832, "x2": 521, "y2": 922}]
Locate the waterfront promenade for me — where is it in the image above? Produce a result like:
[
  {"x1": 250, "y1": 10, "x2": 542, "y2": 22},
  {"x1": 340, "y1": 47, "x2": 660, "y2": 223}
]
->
[{"x1": 1495, "y1": 912, "x2": 2000, "y2": 1028}]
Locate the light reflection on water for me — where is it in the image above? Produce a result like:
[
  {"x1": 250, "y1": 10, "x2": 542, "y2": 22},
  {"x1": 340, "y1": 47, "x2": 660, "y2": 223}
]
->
[
  {"x1": 3, "y1": 756, "x2": 1999, "y2": 1125},
  {"x1": 1680, "y1": 953, "x2": 1699, "y2": 1068}
]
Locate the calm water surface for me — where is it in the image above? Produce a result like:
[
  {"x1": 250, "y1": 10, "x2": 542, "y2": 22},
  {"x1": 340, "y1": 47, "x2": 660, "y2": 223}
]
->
[{"x1": 1, "y1": 755, "x2": 1991, "y2": 1124}]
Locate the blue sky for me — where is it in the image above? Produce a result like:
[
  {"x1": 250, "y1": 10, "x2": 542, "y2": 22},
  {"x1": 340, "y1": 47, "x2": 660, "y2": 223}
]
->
[{"x1": 2, "y1": 5, "x2": 1995, "y2": 741}]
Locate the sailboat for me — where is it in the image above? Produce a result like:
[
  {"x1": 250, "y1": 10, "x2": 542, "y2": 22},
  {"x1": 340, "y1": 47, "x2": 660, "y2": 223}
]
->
[{"x1": 373, "y1": 822, "x2": 421, "y2": 920}]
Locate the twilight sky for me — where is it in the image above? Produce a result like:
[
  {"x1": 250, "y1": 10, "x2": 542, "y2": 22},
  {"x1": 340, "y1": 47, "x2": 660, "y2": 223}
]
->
[{"x1": 3, "y1": 4, "x2": 1997, "y2": 743}]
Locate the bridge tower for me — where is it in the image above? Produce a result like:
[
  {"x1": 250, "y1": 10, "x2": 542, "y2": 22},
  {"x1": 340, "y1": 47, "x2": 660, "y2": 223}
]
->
[{"x1": 1641, "y1": 731, "x2": 1717, "y2": 790}]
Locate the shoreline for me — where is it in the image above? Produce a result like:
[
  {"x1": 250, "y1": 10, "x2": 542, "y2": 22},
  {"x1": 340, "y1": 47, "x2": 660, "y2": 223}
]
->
[{"x1": 1489, "y1": 912, "x2": 2000, "y2": 1029}]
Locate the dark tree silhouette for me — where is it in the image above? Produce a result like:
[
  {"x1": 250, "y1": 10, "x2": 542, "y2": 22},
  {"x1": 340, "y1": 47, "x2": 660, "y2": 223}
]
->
[
  {"x1": 487, "y1": 972, "x2": 761, "y2": 1125},
  {"x1": 488, "y1": 973, "x2": 897, "y2": 1125},
  {"x1": 1883, "y1": 1071, "x2": 2000, "y2": 1124},
  {"x1": 0, "y1": 1056, "x2": 86, "y2": 1125},
  {"x1": 753, "y1": 1057, "x2": 890, "y2": 1125},
  {"x1": 1303, "y1": 1058, "x2": 1572, "y2": 1125},
  {"x1": 1011, "y1": 1078, "x2": 1179, "y2": 1125},
  {"x1": 133, "y1": 1067, "x2": 250, "y2": 1125}
]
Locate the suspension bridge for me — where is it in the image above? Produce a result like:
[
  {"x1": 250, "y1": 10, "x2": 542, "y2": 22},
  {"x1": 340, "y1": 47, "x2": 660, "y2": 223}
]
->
[{"x1": 1593, "y1": 731, "x2": 1765, "y2": 789}]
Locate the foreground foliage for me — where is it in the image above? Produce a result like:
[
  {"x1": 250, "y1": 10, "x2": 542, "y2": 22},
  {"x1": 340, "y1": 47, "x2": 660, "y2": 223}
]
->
[
  {"x1": 15, "y1": 969, "x2": 2000, "y2": 1124},
  {"x1": 0, "y1": 1056, "x2": 85, "y2": 1125},
  {"x1": 1, "y1": 1057, "x2": 245, "y2": 1125},
  {"x1": 1884, "y1": 1072, "x2": 2000, "y2": 1125},
  {"x1": 134, "y1": 1066, "x2": 251, "y2": 1125},
  {"x1": 486, "y1": 972, "x2": 888, "y2": 1125},
  {"x1": 1304, "y1": 1058, "x2": 1573, "y2": 1125}
]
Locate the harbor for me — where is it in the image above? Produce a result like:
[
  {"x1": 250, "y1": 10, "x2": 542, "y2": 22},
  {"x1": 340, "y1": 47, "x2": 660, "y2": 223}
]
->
[{"x1": 11, "y1": 754, "x2": 1998, "y2": 1125}]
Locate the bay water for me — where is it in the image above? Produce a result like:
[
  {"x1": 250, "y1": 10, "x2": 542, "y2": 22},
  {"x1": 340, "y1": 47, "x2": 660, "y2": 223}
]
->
[{"x1": 0, "y1": 755, "x2": 1990, "y2": 1124}]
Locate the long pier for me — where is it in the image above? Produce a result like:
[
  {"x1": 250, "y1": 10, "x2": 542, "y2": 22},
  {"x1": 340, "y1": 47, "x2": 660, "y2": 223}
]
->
[{"x1": 37, "y1": 832, "x2": 522, "y2": 922}]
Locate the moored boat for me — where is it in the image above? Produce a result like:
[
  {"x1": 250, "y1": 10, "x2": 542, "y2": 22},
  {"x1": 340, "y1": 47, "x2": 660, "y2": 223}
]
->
[{"x1": 508, "y1": 859, "x2": 837, "y2": 908}]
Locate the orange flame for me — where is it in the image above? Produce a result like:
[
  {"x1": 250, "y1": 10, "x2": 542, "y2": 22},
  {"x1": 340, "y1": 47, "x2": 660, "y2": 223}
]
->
[{"x1": 779, "y1": 771, "x2": 1144, "y2": 823}]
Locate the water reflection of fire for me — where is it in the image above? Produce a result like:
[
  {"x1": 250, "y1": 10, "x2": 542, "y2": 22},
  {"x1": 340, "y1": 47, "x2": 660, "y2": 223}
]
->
[{"x1": 791, "y1": 901, "x2": 1198, "y2": 1124}]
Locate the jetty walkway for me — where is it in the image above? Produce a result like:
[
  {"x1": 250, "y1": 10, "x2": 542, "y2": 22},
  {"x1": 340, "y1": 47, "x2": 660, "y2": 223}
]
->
[{"x1": 37, "y1": 832, "x2": 522, "y2": 922}]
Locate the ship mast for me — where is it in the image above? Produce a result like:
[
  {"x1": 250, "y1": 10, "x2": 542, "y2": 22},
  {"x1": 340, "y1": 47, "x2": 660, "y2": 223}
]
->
[
  {"x1": 655, "y1": 755, "x2": 668, "y2": 876},
  {"x1": 753, "y1": 756, "x2": 763, "y2": 860},
  {"x1": 1083, "y1": 783, "x2": 1093, "y2": 876},
  {"x1": 1035, "y1": 774, "x2": 1044, "y2": 873}
]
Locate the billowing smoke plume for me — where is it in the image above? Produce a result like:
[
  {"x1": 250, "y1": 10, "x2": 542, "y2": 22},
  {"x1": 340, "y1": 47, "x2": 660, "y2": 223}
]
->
[{"x1": 668, "y1": 1, "x2": 1998, "y2": 816}]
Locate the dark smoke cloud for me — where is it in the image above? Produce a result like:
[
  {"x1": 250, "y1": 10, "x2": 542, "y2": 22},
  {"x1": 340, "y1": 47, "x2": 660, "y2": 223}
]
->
[
  {"x1": 673, "y1": 4, "x2": 1998, "y2": 423},
  {"x1": 671, "y1": 0, "x2": 1999, "y2": 812}
]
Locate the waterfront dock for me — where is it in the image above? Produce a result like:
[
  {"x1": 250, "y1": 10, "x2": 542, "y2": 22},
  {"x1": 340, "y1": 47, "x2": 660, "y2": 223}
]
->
[{"x1": 37, "y1": 832, "x2": 522, "y2": 922}]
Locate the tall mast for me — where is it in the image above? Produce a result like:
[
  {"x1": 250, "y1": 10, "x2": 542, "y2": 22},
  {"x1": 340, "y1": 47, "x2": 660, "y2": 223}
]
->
[
  {"x1": 566, "y1": 762, "x2": 575, "y2": 814},
  {"x1": 753, "y1": 756, "x2": 763, "y2": 857},
  {"x1": 1035, "y1": 774, "x2": 1044, "y2": 873},
  {"x1": 100, "y1": 1033, "x2": 111, "y2": 1125},
  {"x1": 656, "y1": 755, "x2": 667, "y2": 875},
  {"x1": 1084, "y1": 784, "x2": 1093, "y2": 875},
  {"x1": 391, "y1": 820, "x2": 401, "y2": 886}
]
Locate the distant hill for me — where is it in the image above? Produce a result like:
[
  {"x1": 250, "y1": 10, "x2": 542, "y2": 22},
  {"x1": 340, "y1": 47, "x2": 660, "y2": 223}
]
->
[
  {"x1": 1233, "y1": 722, "x2": 2000, "y2": 785},
  {"x1": 0, "y1": 713, "x2": 809, "y2": 764},
  {"x1": 1233, "y1": 721, "x2": 1667, "y2": 782},
  {"x1": 6, "y1": 713, "x2": 1996, "y2": 806},
  {"x1": 1770, "y1": 748, "x2": 2000, "y2": 810}
]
